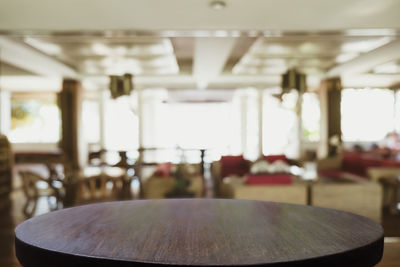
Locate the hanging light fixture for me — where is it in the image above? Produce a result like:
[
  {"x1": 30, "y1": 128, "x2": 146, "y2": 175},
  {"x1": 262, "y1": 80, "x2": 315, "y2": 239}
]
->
[
  {"x1": 109, "y1": 73, "x2": 133, "y2": 99},
  {"x1": 210, "y1": 0, "x2": 226, "y2": 10},
  {"x1": 281, "y1": 68, "x2": 306, "y2": 93}
]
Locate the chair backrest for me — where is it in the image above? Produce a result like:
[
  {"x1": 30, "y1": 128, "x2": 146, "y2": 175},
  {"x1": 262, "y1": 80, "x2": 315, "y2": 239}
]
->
[
  {"x1": 19, "y1": 171, "x2": 42, "y2": 199},
  {"x1": 220, "y1": 155, "x2": 249, "y2": 178},
  {"x1": 76, "y1": 170, "x2": 121, "y2": 204}
]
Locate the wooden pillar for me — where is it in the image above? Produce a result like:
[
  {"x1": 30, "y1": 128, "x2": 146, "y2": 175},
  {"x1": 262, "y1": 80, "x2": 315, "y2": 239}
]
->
[
  {"x1": 0, "y1": 90, "x2": 11, "y2": 135},
  {"x1": 319, "y1": 78, "x2": 342, "y2": 158},
  {"x1": 59, "y1": 79, "x2": 85, "y2": 170}
]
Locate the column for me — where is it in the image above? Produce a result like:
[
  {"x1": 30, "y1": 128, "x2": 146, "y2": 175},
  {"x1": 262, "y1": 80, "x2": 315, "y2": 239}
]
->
[
  {"x1": 0, "y1": 90, "x2": 11, "y2": 135},
  {"x1": 318, "y1": 77, "x2": 342, "y2": 158},
  {"x1": 59, "y1": 79, "x2": 86, "y2": 170}
]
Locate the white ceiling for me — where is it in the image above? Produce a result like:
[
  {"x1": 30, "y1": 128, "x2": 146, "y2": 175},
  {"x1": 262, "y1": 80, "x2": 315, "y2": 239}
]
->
[
  {"x1": 1, "y1": 0, "x2": 400, "y2": 31},
  {"x1": 1, "y1": 0, "x2": 400, "y2": 91}
]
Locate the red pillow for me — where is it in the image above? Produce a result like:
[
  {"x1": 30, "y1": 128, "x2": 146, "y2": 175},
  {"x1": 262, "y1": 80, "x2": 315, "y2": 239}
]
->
[
  {"x1": 221, "y1": 155, "x2": 249, "y2": 178},
  {"x1": 263, "y1": 154, "x2": 288, "y2": 163},
  {"x1": 343, "y1": 153, "x2": 363, "y2": 175},
  {"x1": 154, "y1": 162, "x2": 172, "y2": 177}
]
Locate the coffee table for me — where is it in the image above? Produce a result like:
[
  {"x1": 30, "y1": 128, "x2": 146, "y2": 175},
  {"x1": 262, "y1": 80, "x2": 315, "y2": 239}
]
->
[{"x1": 15, "y1": 199, "x2": 383, "y2": 266}]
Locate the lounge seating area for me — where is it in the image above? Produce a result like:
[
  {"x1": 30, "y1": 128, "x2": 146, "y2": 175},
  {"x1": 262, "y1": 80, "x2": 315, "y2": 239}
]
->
[
  {"x1": 1, "y1": 1, "x2": 400, "y2": 266},
  {"x1": 212, "y1": 153, "x2": 384, "y2": 221},
  {"x1": 318, "y1": 151, "x2": 400, "y2": 180}
]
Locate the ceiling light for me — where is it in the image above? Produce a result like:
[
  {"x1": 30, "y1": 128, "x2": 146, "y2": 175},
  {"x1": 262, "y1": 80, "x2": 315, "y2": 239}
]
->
[
  {"x1": 341, "y1": 37, "x2": 392, "y2": 53},
  {"x1": 373, "y1": 62, "x2": 400, "y2": 74},
  {"x1": 92, "y1": 43, "x2": 110, "y2": 55},
  {"x1": 335, "y1": 53, "x2": 358, "y2": 63},
  {"x1": 210, "y1": 0, "x2": 226, "y2": 10}
]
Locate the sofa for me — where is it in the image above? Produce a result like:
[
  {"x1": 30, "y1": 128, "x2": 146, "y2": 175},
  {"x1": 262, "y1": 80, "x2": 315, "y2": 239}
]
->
[
  {"x1": 317, "y1": 151, "x2": 400, "y2": 209},
  {"x1": 311, "y1": 176, "x2": 382, "y2": 222},
  {"x1": 318, "y1": 151, "x2": 400, "y2": 181},
  {"x1": 220, "y1": 177, "x2": 308, "y2": 205},
  {"x1": 215, "y1": 154, "x2": 383, "y2": 221},
  {"x1": 211, "y1": 155, "x2": 250, "y2": 196},
  {"x1": 142, "y1": 163, "x2": 204, "y2": 199},
  {"x1": 214, "y1": 154, "x2": 307, "y2": 205}
]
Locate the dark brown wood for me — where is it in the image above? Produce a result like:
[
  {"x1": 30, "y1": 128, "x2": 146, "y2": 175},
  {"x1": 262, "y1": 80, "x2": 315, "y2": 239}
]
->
[
  {"x1": 0, "y1": 134, "x2": 12, "y2": 211},
  {"x1": 59, "y1": 79, "x2": 83, "y2": 170},
  {"x1": 15, "y1": 199, "x2": 384, "y2": 267},
  {"x1": 326, "y1": 77, "x2": 342, "y2": 157}
]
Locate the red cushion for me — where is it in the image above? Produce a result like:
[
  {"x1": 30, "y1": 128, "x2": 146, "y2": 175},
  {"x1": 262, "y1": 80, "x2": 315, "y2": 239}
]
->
[
  {"x1": 381, "y1": 159, "x2": 400, "y2": 167},
  {"x1": 263, "y1": 154, "x2": 288, "y2": 163},
  {"x1": 246, "y1": 174, "x2": 293, "y2": 185},
  {"x1": 154, "y1": 162, "x2": 172, "y2": 177},
  {"x1": 342, "y1": 153, "x2": 364, "y2": 176},
  {"x1": 318, "y1": 169, "x2": 344, "y2": 179},
  {"x1": 221, "y1": 155, "x2": 249, "y2": 178},
  {"x1": 359, "y1": 157, "x2": 382, "y2": 176}
]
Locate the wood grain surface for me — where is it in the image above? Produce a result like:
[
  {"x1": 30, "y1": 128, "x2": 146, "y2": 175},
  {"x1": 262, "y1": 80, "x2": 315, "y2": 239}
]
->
[{"x1": 15, "y1": 199, "x2": 384, "y2": 267}]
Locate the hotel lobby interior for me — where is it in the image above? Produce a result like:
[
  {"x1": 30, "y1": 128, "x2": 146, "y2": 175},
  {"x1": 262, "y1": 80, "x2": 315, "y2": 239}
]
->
[{"x1": 1, "y1": 0, "x2": 400, "y2": 266}]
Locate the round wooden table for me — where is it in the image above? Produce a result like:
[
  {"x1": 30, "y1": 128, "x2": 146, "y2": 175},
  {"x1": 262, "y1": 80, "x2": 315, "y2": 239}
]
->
[{"x1": 15, "y1": 199, "x2": 383, "y2": 267}]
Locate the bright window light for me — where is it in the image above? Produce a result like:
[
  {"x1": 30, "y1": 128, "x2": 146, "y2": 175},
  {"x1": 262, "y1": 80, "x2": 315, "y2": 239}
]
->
[
  {"x1": 141, "y1": 88, "x2": 242, "y2": 162},
  {"x1": 263, "y1": 93, "x2": 299, "y2": 158},
  {"x1": 302, "y1": 93, "x2": 320, "y2": 142},
  {"x1": 82, "y1": 100, "x2": 100, "y2": 144},
  {"x1": 341, "y1": 88, "x2": 394, "y2": 142},
  {"x1": 104, "y1": 95, "x2": 139, "y2": 151},
  {"x1": 145, "y1": 102, "x2": 235, "y2": 162},
  {"x1": 9, "y1": 95, "x2": 61, "y2": 143}
]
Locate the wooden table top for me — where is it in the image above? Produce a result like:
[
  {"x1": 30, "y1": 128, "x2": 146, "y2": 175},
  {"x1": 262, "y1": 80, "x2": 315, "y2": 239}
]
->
[{"x1": 15, "y1": 199, "x2": 383, "y2": 267}]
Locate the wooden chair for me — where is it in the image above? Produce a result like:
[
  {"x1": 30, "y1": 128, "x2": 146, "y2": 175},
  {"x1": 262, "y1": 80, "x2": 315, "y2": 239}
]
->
[
  {"x1": 74, "y1": 167, "x2": 128, "y2": 205},
  {"x1": 19, "y1": 170, "x2": 62, "y2": 217}
]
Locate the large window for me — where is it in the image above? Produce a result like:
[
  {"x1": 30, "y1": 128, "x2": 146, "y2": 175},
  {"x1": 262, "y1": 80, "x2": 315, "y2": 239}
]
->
[
  {"x1": 104, "y1": 94, "x2": 139, "y2": 151},
  {"x1": 140, "y1": 89, "x2": 241, "y2": 162},
  {"x1": 262, "y1": 91, "x2": 299, "y2": 158},
  {"x1": 341, "y1": 88, "x2": 394, "y2": 142},
  {"x1": 82, "y1": 99, "x2": 101, "y2": 144},
  {"x1": 394, "y1": 90, "x2": 400, "y2": 134},
  {"x1": 144, "y1": 102, "x2": 236, "y2": 162},
  {"x1": 164, "y1": 103, "x2": 233, "y2": 150},
  {"x1": 302, "y1": 92, "x2": 320, "y2": 142},
  {"x1": 9, "y1": 93, "x2": 61, "y2": 143}
]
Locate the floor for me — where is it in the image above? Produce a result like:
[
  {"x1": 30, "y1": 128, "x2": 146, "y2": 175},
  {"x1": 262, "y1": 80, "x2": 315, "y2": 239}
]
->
[{"x1": 1, "y1": 188, "x2": 400, "y2": 266}]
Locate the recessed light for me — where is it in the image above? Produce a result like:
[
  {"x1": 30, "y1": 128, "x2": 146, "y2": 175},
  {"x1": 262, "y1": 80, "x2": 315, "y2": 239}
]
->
[{"x1": 210, "y1": 0, "x2": 226, "y2": 10}]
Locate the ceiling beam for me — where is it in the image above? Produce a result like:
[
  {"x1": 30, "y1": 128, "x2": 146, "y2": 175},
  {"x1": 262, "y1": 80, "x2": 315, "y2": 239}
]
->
[
  {"x1": 223, "y1": 37, "x2": 257, "y2": 73},
  {"x1": 327, "y1": 39, "x2": 400, "y2": 78},
  {"x1": 77, "y1": 74, "x2": 282, "y2": 90},
  {"x1": 0, "y1": 36, "x2": 77, "y2": 77},
  {"x1": 193, "y1": 37, "x2": 237, "y2": 89},
  {"x1": 341, "y1": 74, "x2": 400, "y2": 88}
]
